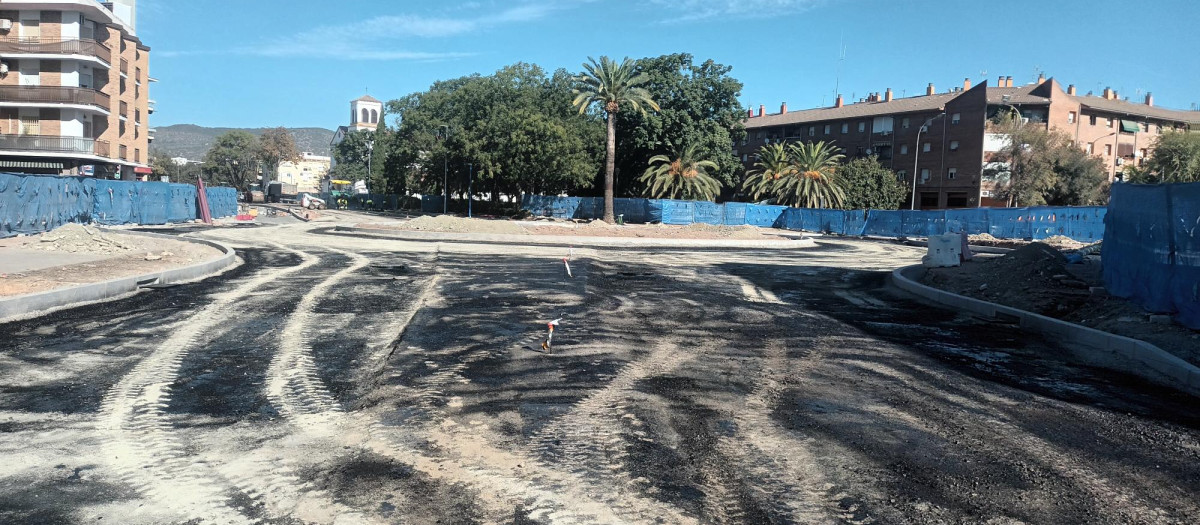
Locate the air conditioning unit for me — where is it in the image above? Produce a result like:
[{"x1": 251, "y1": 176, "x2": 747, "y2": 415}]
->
[
  {"x1": 0, "y1": 19, "x2": 12, "y2": 32},
  {"x1": 0, "y1": 62, "x2": 7, "y2": 75}
]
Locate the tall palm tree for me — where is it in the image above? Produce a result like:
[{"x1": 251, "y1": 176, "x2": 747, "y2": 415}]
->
[
  {"x1": 639, "y1": 143, "x2": 723, "y2": 201},
  {"x1": 776, "y1": 141, "x2": 846, "y2": 208},
  {"x1": 742, "y1": 142, "x2": 796, "y2": 201},
  {"x1": 572, "y1": 56, "x2": 660, "y2": 222}
]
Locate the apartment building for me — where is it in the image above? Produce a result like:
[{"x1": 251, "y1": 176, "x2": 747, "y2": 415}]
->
[
  {"x1": 0, "y1": 0, "x2": 153, "y2": 179},
  {"x1": 739, "y1": 76, "x2": 1200, "y2": 209},
  {"x1": 277, "y1": 152, "x2": 331, "y2": 194}
]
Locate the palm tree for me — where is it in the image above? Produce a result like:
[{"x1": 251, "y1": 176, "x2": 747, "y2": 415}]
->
[
  {"x1": 776, "y1": 141, "x2": 847, "y2": 208},
  {"x1": 572, "y1": 56, "x2": 660, "y2": 222},
  {"x1": 742, "y1": 143, "x2": 796, "y2": 201},
  {"x1": 639, "y1": 143, "x2": 723, "y2": 201}
]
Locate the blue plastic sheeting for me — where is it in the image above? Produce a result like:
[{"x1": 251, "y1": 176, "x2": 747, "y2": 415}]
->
[
  {"x1": 744, "y1": 204, "x2": 787, "y2": 227},
  {"x1": 644, "y1": 199, "x2": 664, "y2": 223},
  {"x1": 205, "y1": 187, "x2": 238, "y2": 218},
  {"x1": 136, "y1": 182, "x2": 171, "y2": 225},
  {"x1": 168, "y1": 184, "x2": 198, "y2": 223},
  {"x1": 91, "y1": 179, "x2": 139, "y2": 225},
  {"x1": 613, "y1": 198, "x2": 648, "y2": 223},
  {"x1": 661, "y1": 200, "x2": 696, "y2": 225},
  {"x1": 723, "y1": 202, "x2": 747, "y2": 226},
  {"x1": 0, "y1": 173, "x2": 94, "y2": 237},
  {"x1": 1103, "y1": 183, "x2": 1200, "y2": 329},
  {"x1": 693, "y1": 201, "x2": 724, "y2": 225}
]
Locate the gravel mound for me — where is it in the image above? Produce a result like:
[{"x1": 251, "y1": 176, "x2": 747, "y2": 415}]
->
[
  {"x1": 402, "y1": 215, "x2": 527, "y2": 235},
  {"x1": 24, "y1": 224, "x2": 133, "y2": 254},
  {"x1": 680, "y1": 223, "x2": 766, "y2": 240},
  {"x1": 924, "y1": 242, "x2": 1090, "y2": 317}
]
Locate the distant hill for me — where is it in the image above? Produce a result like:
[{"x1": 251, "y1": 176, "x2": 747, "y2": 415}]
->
[{"x1": 150, "y1": 124, "x2": 336, "y2": 161}]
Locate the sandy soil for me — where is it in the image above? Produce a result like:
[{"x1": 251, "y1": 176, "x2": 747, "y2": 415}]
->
[
  {"x1": 0, "y1": 224, "x2": 224, "y2": 297},
  {"x1": 924, "y1": 242, "x2": 1200, "y2": 367},
  {"x1": 968, "y1": 233, "x2": 1093, "y2": 251}
]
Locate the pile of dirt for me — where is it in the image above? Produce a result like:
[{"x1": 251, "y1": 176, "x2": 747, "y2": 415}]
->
[
  {"x1": 1040, "y1": 235, "x2": 1090, "y2": 251},
  {"x1": 924, "y1": 242, "x2": 1092, "y2": 317},
  {"x1": 678, "y1": 223, "x2": 766, "y2": 240},
  {"x1": 400, "y1": 215, "x2": 527, "y2": 235},
  {"x1": 23, "y1": 224, "x2": 134, "y2": 254}
]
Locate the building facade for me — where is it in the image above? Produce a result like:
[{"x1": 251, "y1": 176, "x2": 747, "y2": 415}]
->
[
  {"x1": 330, "y1": 94, "x2": 382, "y2": 170},
  {"x1": 276, "y1": 152, "x2": 330, "y2": 194},
  {"x1": 739, "y1": 76, "x2": 1200, "y2": 209},
  {"x1": 0, "y1": 0, "x2": 152, "y2": 179}
]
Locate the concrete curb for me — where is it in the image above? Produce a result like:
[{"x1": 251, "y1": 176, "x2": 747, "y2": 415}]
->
[
  {"x1": 0, "y1": 230, "x2": 239, "y2": 323},
  {"x1": 332, "y1": 225, "x2": 818, "y2": 250},
  {"x1": 890, "y1": 264, "x2": 1200, "y2": 398}
]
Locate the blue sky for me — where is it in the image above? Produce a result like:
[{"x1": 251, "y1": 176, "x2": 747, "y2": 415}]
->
[{"x1": 140, "y1": 0, "x2": 1200, "y2": 130}]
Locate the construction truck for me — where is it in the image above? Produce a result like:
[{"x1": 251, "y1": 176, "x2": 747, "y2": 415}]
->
[{"x1": 329, "y1": 180, "x2": 353, "y2": 209}]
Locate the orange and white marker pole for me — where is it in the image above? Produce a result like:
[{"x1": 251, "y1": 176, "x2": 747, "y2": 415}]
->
[{"x1": 541, "y1": 317, "x2": 562, "y2": 353}]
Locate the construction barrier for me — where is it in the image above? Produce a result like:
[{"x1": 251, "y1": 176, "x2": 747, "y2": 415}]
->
[
  {"x1": 1103, "y1": 182, "x2": 1200, "y2": 329},
  {"x1": 0, "y1": 172, "x2": 237, "y2": 238},
  {"x1": 521, "y1": 194, "x2": 1106, "y2": 242}
]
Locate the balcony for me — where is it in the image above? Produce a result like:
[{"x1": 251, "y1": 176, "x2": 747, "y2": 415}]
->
[
  {"x1": 0, "y1": 134, "x2": 110, "y2": 157},
  {"x1": 0, "y1": 85, "x2": 111, "y2": 110},
  {"x1": 0, "y1": 37, "x2": 112, "y2": 65}
]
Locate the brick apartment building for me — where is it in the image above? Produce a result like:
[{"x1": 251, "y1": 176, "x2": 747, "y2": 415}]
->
[
  {"x1": 738, "y1": 76, "x2": 1200, "y2": 209},
  {"x1": 0, "y1": 0, "x2": 153, "y2": 179}
]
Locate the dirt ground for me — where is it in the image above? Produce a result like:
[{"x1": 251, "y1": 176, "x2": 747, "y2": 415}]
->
[
  {"x1": 357, "y1": 216, "x2": 790, "y2": 241},
  {"x1": 967, "y1": 232, "x2": 1092, "y2": 251},
  {"x1": 924, "y1": 242, "x2": 1200, "y2": 367},
  {"x1": 0, "y1": 224, "x2": 223, "y2": 297},
  {"x1": 0, "y1": 219, "x2": 1196, "y2": 524}
]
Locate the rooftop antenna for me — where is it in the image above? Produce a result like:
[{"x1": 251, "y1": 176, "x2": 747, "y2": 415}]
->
[
  {"x1": 1032, "y1": 65, "x2": 1043, "y2": 84},
  {"x1": 980, "y1": 69, "x2": 988, "y2": 82},
  {"x1": 833, "y1": 33, "x2": 846, "y2": 103}
]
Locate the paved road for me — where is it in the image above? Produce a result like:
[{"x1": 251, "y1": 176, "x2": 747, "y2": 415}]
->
[{"x1": 1, "y1": 221, "x2": 1197, "y2": 524}]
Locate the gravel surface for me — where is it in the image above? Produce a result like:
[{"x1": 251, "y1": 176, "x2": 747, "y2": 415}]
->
[{"x1": 0, "y1": 221, "x2": 1196, "y2": 524}]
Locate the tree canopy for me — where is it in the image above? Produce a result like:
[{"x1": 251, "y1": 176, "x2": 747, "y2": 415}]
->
[
  {"x1": 257, "y1": 127, "x2": 300, "y2": 186},
  {"x1": 985, "y1": 115, "x2": 1109, "y2": 207},
  {"x1": 200, "y1": 130, "x2": 260, "y2": 190},
  {"x1": 837, "y1": 156, "x2": 907, "y2": 210},
  {"x1": 1128, "y1": 131, "x2": 1200, "y2": 184}
]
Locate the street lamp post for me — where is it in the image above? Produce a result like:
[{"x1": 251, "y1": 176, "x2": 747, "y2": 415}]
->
[
  {"x1": 437, "y1": 125, "x2": 451, "y2": 214},
  {"x1": 467, "y1": 163, "x2": 474, "y2": 218},
  {"x1": 911, "y1": 112, "x2": 946, "y2": 210},
  {"x1": 365, "y1": 138, "x2": 375, "y2": 204}
]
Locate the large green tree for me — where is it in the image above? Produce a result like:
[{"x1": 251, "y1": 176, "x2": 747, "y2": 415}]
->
[
  {"x1": 150, "y1": 151, "x2": 202, "y2": 185},
  {"x1": 1129, "y1": 131, "x2": 1200, "y2": 183},
  {"x1": 257, "y1": 127, "x2": 300, "y2": 189},
  {"x1": 744, "y1": 142, "x2": 846, "y2": 208},
  {"x1": 986, "y1": 115, "x2": 1110, "y2": 206},
  {"x1": 612, "y1": 53, "x2": 746, "y2": 201},
  {"x1": 200, "y1": 130, "x2": 260, "y2": 191},
  {"x1": 572, "y1": 56, "x2": 660, "y2": 223},
  {"x1": 331, "y1": 128, "x2": 388, "y2": 193},
  {"x1": 837, "y1": 156, "x2": 907, "y2": 210},
  {"x1": 386, "y1": 63, "x2": 602, "y2": 208}
]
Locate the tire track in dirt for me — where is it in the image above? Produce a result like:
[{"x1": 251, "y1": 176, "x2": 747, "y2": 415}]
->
[{"x1": 97, "y1": 243, "x2": 320, "y2": 524}]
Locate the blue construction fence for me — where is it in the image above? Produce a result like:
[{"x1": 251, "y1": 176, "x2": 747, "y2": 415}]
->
[
  {"x1": 521, "y1": 195, "x2": 1107, "y2": 243},
  {"x1": 1103, "y1": 182, "x2": 1200, "y2": 330},
  {"x1": 0, "y1": 172, "x2": 238, "y2": 238}
]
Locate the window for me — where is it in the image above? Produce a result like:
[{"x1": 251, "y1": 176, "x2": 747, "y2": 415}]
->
[
  {"x1": 1086, "y1": 143, "x2": 1094, "y2": 155},
  {"x1": 742, "y1": 154, "x2": 748, "y2": 162},
  {"x1": 920, "y1": 168, "x2": 931, "y2": 184},
  {"x1": 361, "y1": 108, "x2": 369, "y2": 123},
  {"x1": 824, "y1": 124, "x2": 831, "y2": 134},
  {"x1": 900, "y1": 144, "x2": 909, "y2": 155},
  {"x1": 756, "y1": 132, "x2": 765, "y2": 139},
  {"x1": 947, "y1": 168, "x2": 957, "y2": 180},
  {"x1": 841, "y1": 123, "x2": 848, "y2": 133},
  {"x1": 19, "y1": 116, "x2": 39, "y2": 135},
  {"x1": 1067, "y1": 111, "x2": 1076, "y2": 124},
  {"x1": 858, "y1": 122, "x2": 866, "y2": 132},
  {"x1": 20, "y1": 19, "x2": 40, "y2": 42},
  {"x1": 902, "y1": 117, "x2": 910, "y2": 129},
  {"x1": 371, "y1": 109, "x2": 379, "y2": 124},
  {"x1": 951, "y1": 113, "x2": 961, "y2": 124},
  {"x1": 981, "y1": 190, "x2": 993, "y2": 198},
  {"x1": 1105, "y1": 144, "x2": 1112, "y2": 156},
  {"x1": 897, "y1": 170, "x2": 907, "y2": 181},
  {"x1": 1089, "y1": 115, "x2": 1097, "y2": 126},
  {"x1": 1107, "y1": 117, "x2": 1114, "y2": 128},
  {"x1": 1156, "y1": 124, "x2": 1163, "y2": 134},
  {"x1": 808, "y1": 126, "x2": 815, "y2": 136},
  {"x1": 920, "y1": 192, "x2": 939, "y2": 208},
  {"x1": 923, "y1": 142, "x2": 931, "y2": 153},
  {"x1": 949, "y1": 140, "x2": 960, "y2": 151}
]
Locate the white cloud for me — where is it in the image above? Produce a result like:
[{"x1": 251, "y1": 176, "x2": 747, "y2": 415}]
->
[
  {"x1": 650, "y1": 0, "x2": 829, "y2": 22},
  {"x1": 245, "y1": 2, "x2": 564, "y2": 60}
]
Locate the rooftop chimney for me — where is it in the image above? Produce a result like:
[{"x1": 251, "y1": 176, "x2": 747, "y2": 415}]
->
[
  {"x1": 835, "y1": 94, "x2": 843, "y2": 108},
  {"x1": 759, "y1": 104, "x2": 765, "y2": 117},
  {"x1": 781, "y1": 102, "x2": 788, "y2": 114},
  {"x1": 747, "y1": 108, "x2": 754, "y2": 119},
  {"x1": 963, "y1": 78, "x2": 971, "y2": 90},
  {"x1": 1103, "y1": 87, "x2": 1113, "y2": 100},
  {"x1": 1037, "y1": 73, "x2": 1045, "y2": 84},
  {"x1": 997, "y1": 75, "x2": 1005, "y2": 87},
  {"x1": 1067, "y1": 84, "x2": 1076, "y2": 96},
  {"x1": 885, "y1": 88, "x2": 893, "y2": 102},
  {"x1": 1145, "y1": 92, "x2": 1154, "y2": 107},
  {"x1": 926, "y1": 83, "x2": 935, "y2": 96},
  {"x1": 1006, "y1": 76, "x2": 1013, "y2": 88}
]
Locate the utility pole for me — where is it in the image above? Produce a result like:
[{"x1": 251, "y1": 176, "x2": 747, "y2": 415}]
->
[
  {"x1": 438, "y1": 125, "x2": 451, "y2": 214},
  {"x1": 467, "y1": 163, "x2": 474, "y2": 218}
]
